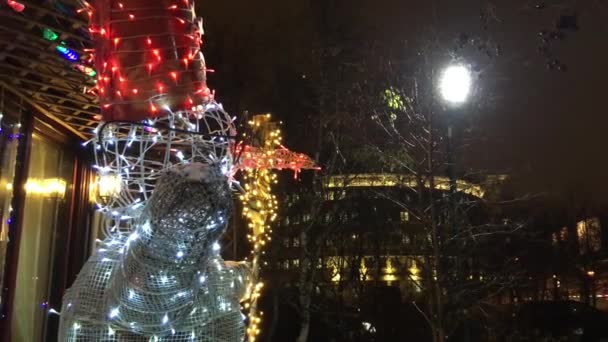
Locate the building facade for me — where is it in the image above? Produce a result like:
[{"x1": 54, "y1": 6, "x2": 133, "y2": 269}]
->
[{"x1": 260, "y1": 173, "x2": 501, "y2": 340}]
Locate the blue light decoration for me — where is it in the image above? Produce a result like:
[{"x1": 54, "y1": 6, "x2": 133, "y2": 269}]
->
[
  {"x1": 43, "y1": 30, "x2": 97, "y2": 77},
  {"x1": 56, "y1": 42, "x2": 79, "y2": 61}
]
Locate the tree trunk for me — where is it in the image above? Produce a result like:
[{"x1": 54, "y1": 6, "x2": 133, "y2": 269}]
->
[
  {"x1": 427, "y1": 110, "x2": 445, "y2": 342},
  {"x1": 267, "y1": 291, "x2": 280, "y2": 341},
  {"x1": 296, "y1": 231, "x2": 313, "y2": 342}
]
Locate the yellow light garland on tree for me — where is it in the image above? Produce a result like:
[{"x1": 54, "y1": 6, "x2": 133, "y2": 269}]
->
[
  {"x1": 238, "y1": 114, "x2": 318, "y2": 341},
  {"x1": 240, "y1": 115, "x2": 280, "y2": 342}
]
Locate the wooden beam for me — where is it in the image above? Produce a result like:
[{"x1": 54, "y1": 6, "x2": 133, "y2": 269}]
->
[
  {"x1": 5, "y1": 98, "x2": 94, "y2": 129},
  {"x1": 32, "y1": 100, "x2": 99, "y2": 117},
  {"x1": 0, "y1": 11, "x2": 90, "y2": 45},
  {"x1": 0, "y1": 25, "x2": 87, "y2": 56},
  {"x1": 0, "y1": 73, "x2": 85, "y2": 94},
  {"x1": 0, "y1": 51, "x2": 89, "y2": 80},
  {"x1": 19, "y1": 0, "x2": 88, "y2": 27},
  {"x1": 0, "y1": 63, "x2": 87, "y2": 85},
  {"x1": 22, "y1": 89, "x2": 98, "y2": 108},
  {"x1": 0, "y1": 81, "x2": 87, "y2": 140}
]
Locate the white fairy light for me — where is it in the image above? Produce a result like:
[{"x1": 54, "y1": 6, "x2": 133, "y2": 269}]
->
[
  {"x1": 142, "y1": 221, "x2": 151, "y2": 233},
  {"x1": 108, "y1": 307, "x2": 119, "y2": 318}
]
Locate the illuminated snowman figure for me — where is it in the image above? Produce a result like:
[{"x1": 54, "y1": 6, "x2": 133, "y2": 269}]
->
[
  {"x1": 57, "y1": 89, "x2": 254, "y2": 339},
  {"x1": 58, "y1": 1, "x2": 316, "y2": 339}
]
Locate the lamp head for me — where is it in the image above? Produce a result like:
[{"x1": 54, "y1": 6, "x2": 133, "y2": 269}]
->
[{"x1": 439, "y1": 64, "x2": 472, "y2": 105}]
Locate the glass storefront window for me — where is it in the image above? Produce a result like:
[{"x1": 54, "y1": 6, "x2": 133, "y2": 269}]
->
[
  {"x1": 10, "y1": 133, "x2": 74, "y2": 341},
  {"x1": 0, "y1": 120, "x2": 22, "y2": 313}
]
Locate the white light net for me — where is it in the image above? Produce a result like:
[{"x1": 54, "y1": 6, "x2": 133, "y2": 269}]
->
[
  {"x1": 91, "y1": 104, "x2": 236, "y2": 236},
  {"x1": 59, "y1": 163, "x2": 250, "y2": 341}
]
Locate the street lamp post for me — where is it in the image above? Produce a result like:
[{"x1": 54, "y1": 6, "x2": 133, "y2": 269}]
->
[
  {"x1": 439, "y1": 64, "x2": 472, "y2": 342},
  {"x1": 439, "y1": 64, "x2": 472, "y2": 237}
]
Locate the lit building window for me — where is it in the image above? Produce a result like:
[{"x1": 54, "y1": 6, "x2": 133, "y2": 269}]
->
[
  {"x1": 560, "y1": 227, "x2": 568, "y2": 241},
  {"x1": 383, "y1": 258, "x2": 397, "y2": 285},
  {"x1": 339, "y1": 212, "x2": 348, "y2": 222},
  {"x1": 293, "y1": 237, "x2": 300, "y2": 247},
  {"x1": 577, "y1": 218, "x2": 601, "y2": 255},
  {"x1": 409, "y1": 260, "x2": 421, "y2": 291},
  {"x1": 400, "y1": 211, "x2": 410, "y2": 222},
  {"x1": 552, "y1": 226, "x2": 569, "y2": 246}
]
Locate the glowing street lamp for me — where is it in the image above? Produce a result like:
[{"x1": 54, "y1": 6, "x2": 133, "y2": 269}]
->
[
  {"x1": 438, "y1": 64, "x2": 473, "y2": 296},
  {"x1": 439, "y1": 64, "x2": 472, "y2": 105}
]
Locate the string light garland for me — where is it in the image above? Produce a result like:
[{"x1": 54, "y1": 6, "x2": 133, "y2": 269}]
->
[
  {"x1": 41, "y1": 27, "x2": 97, "y2": 77},
  {"x1": 75, "y1": 64, "x2": 96, "y2": 77},
  {"x1": 80, "y1": 0, "x2": 212, "y2": 122},
  {"x1": 56, "y1": 42, "x2": 80, "y2": 61},
  {"x1": 43, "y1": 28, "x2": 59, "y2": 41},
  {"x1": 238, "y1": 114, "x2": 318, "y2": 342},
  {"x1": 88, "y1": 105, "x2": 236, "y2": 237},
  {"x1": 241, "y1": 166, "x2": 276, "y2": 342}
]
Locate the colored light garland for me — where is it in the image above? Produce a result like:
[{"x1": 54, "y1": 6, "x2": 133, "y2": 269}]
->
[
  {"x1": 56, "y1": 43, "x2": 79, "y2": 61},
  {"x1": 40, "y1": 27, "x2": 97, "y2": 77},
  {"x1": 43, "y1": 28, "x2": 59, "y2": 41},
  {"x1": 6, "y1": 0, "x2": 24, "y2": 13},
  {"x1": 75, "y1": 64, "x2": 96, "y2": 77}
]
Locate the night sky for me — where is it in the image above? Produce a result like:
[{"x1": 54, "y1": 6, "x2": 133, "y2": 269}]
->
[{"x1": 197, "y1": 1, "x2": 608, "y2": 207}]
